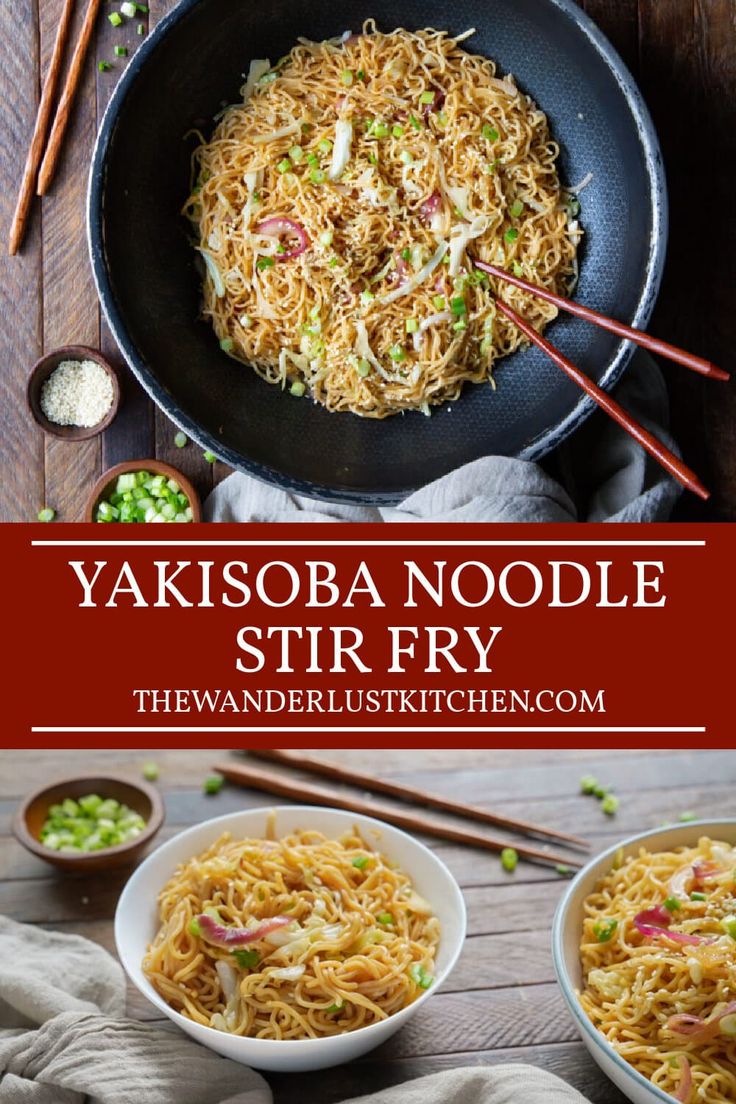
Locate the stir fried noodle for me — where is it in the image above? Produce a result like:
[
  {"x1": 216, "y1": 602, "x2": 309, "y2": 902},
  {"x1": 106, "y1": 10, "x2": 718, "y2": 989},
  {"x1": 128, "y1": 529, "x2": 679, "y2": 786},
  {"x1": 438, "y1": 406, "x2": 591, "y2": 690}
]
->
[
  {"x1": 580, "y1": 837, "x2": 736, "y2": 1104},
  {"x1": 184, "y1": 22, "x2": 582, "y2": 417},
  {"x1": 143, "y1": 825, "x2": 440, "y2": 1039}
]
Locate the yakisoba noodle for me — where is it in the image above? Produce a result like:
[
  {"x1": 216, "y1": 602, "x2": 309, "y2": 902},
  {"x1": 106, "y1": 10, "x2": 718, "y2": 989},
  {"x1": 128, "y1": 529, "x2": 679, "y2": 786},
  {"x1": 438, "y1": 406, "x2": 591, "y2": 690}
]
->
[
  {"x1": 143, "y1": 824, "x2": 440, "y2": 1039},
  {"x1": 579, "y1": 837, "x2": 736, "y2": 1103},
  {"x1": 184, "y1": 22, "x2": 582, "y2": 417}
]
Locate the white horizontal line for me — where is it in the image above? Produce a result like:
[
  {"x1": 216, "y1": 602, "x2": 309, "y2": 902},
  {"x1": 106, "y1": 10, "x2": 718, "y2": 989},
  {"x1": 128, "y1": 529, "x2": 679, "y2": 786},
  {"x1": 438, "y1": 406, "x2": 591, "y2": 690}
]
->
[
  {"x1": 32, "y1": 725, "x2": 706, "y2": 733},
  {"x1": 31, "y1": 540, "x2": 705, "y2": 548}
]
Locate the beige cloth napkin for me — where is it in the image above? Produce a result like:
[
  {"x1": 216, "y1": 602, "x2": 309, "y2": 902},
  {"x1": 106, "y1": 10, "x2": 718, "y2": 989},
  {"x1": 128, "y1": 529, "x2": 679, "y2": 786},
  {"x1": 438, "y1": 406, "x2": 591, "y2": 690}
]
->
[{"x1": 0, "y1": 915, "x2": 589, "y2": 1104}]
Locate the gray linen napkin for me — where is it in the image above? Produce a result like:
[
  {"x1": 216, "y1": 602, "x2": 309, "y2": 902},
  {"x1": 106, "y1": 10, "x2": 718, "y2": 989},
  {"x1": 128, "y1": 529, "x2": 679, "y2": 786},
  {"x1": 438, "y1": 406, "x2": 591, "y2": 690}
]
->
[
  {"x1": 0, "y1": 915, "x2": 590, "y2": 1104},
  {"x1": 205, "y1": 350, "x2": 681, "y2": 523}
]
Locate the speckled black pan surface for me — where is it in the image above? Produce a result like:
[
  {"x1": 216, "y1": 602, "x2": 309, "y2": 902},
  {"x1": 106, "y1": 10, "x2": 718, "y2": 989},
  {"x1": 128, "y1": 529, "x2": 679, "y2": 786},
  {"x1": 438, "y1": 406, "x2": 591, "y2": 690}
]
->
[{"x1": 88, "y1": 0, "x2": 667, "y2": 504}]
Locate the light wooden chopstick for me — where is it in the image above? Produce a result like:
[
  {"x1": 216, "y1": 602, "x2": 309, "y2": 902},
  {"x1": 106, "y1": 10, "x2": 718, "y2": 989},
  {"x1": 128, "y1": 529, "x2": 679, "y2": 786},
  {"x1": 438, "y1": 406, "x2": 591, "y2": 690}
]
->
[
  {"x1": 490, "y1": 293, "x2": 710, "y2": 500},
  {"x1": 37, "y1": 0, "x2": 102, "y2": 197},
  {"x1": 7, "y1": 0, "x2": 76, "y2": 254},
  {"x1": 251, "y1": 749, "x2": 589, "y2": 850},
  {"x1": 213, "y1": 761, "x2": 584, "y2": 870},
  {"x1": 473, "y1": 259, "x2": 729, "y2": 382}
]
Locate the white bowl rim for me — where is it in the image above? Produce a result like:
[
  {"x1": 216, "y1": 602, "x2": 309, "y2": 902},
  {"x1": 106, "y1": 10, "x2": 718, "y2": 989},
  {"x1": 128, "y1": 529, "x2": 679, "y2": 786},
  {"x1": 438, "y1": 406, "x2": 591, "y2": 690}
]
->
[
  {"x1": 552, "y1": 817, "x2": 736, "y2": 1104},
  {"x1": 115, "y1": 803, "x2": 467, "y2": 1051}
]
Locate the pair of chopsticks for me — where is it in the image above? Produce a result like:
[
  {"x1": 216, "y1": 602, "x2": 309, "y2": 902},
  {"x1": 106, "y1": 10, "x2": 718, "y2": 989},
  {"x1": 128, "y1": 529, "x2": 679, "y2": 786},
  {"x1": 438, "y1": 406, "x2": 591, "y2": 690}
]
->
[
  {"x1": 214, "y1": 750, "x2": 588, "y2": 870},
  {"x1": 8, "y1": 0, "x2": 102, "y2": 255},
  {"x1": 472, "y1": 258, "x2": 730, "y2": 501}
]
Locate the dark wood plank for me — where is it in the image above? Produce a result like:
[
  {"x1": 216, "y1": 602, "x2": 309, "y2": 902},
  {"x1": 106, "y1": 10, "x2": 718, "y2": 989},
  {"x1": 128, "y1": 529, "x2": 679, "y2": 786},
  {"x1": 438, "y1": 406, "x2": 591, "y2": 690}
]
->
[
  {"x1": 0, "y1": 0, "x2": 45, "y2": 521},
  {"x1": 40, "y1": 0, "x2": 101, "y2": 520},
  {"x1": 580, "y1": 0, "x2": 639, "y2": 76}
]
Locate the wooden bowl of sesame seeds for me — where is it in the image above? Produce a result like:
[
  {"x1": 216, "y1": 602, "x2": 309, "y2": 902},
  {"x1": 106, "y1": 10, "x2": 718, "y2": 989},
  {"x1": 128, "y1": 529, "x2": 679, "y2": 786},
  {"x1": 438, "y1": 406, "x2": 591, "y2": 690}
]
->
[{"x1": 27, "y1": 344, "x2": 121, "y2": 441}]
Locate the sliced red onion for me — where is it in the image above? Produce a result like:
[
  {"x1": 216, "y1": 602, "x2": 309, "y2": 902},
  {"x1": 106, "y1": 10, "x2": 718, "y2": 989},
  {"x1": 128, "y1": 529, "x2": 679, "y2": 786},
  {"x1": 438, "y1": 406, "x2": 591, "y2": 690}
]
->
[
  {"x1": 420, "y1": 192, "x2": 442, "y2": 223},
  {"x1": 633, "y1": 906, "x2": 713, "y2": 946},
  {"x1": 254, "y1": 217, "x2": 308, "y2": 259},
  {"x1": 693, "y1": 860, "x2": 723, "y2": 884},
  {"x1": 668, "y1": 1002, "x2": 736, "y2": 1044},
  {"x1": 675, "y1": 1056, "x2": 692, "y2": 1103},
  {"x1": 395, "y1": 253, "x2": 409, "y2": 285},
  {"x1": 195, "y1": 913, "x2": 291, "y2": 947}
]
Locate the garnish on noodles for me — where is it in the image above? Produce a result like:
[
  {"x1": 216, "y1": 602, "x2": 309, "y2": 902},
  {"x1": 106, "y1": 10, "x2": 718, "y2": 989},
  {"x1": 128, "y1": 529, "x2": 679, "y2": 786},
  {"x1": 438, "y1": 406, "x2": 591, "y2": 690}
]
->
[
  {"x1": 579, "y1": 837, "x2": 736, "y2": 1103},
  {"x1": 184, "y1": 21, "x2": 582, "y2": 417},
  {"x1": 143, "y1": 824, "x2": 439, "y2": 1039}
]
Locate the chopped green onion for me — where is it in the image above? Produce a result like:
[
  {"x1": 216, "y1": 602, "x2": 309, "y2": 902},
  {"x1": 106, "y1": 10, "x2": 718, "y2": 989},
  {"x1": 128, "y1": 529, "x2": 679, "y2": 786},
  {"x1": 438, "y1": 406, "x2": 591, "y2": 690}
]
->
[
  {"x1": 189, "y1": 917, "x2": 202, "y2": 937},
  {"x1": 504, "y1": 227, "x2": 519, "y2": 243},
  {"x1": 37, "y1": 507, "x2": 55, "y2": 522},
  {"x1": 436, "y1": 111, "x2": 448, "y2": 128},
  {"x1": 721, "y1": 915, "x2": 736, "y2": 939},
  {"x1": 114, "y1": 45, "x2": 127, "y2": 56},
  {"x1": 352, "y1": 855, "x2": 370, "y2": 869},
  {"x1": 419, "y1": 90, "x2": 435, "y2": 104},
  {"x1": 203, "y1": 773, "x2": 224, "y2": 794},
  {"x1": 326, "y1": 1002, "x2": 344, "y2": 1013},
  {"x1": 601, "y1": 794, "x2": 619, "y2": 816},
  {"x1": 136, "y1": 22, "x2": 145, "y2": 34},
  {"x1": 108, "y1": 11, "x2": 122, "y2": 24},
  {"x1": 290, "y1": 380, "x2": 306, "y2": 397},
  {"x1": 512, "y1": 261, "x2": 523, "y2": 277},
  {"x1": 400, "y1": 247, "x2": 411, "y2": 261},
  {"x1": 400, "y1": 150, "x2": 413, "y2": 165},
  {"x1": 405, "y1": 318, "x2": 419, "y2": 334},
  {"x1": 556, "y1": 864, "x2": 572, "y2": 876},
  {"x1": 39, "y1": 792, "x2": 147, "y2": 853},
  {"x1": 388, "y1": 344, "x2": 406, "y2": 362},
  {"x1": 310, "y1": 168, "x2": 326, "y2": 184},
  {"x1": 377, "y1": 912, "x2": 393, "y2": 925},
  {"x1": 408, "y1": 114, "x2": 422, "y2": 131},
  {"x1": 450, "y1": 296, "x2": 466, "y2": 316},
  {"x1": 392, "y1": 124, "x2": 404, "y2": 138},
  {"x1": 96, "y1": 468, "x2": 192, "y2": 523},
  {"x1": 307, "y1": 152, "x2": 320, "y2": 167},
  {"x1": 580, "y1": 775, "x2": 598, "y2": 794},
  {"x1": 356, "y1": 69, "x2": 365, "y2": 81},
  {"x1": 501, "y1": 847, "x2": 518, "y2": 873},
  {"x1": 173, "y1": 432, "x2": 188, "y2": 451},
  {"x1": 256, "y1": 256, "x2": 275, "y2": 270},
  {"x1": 663, "y1": 896, "x2": 681, "y2": 912},
  {"x1": 120, "y1": 0, "x2": 136, "y2": 14},
  {"x1": 372, "y1": 122, "x2": 389, "y2": 139},
  {"x1": 356, "y1": 358, "x2": 371, "y2": 377},
  {"x1": 593, "y1": 918, "x2": 618, "y2": 943},
  {"x1": 360, "y1": 290, "x2": 375, "y2": 305},
  {"x1": 690, "y1": 891, "x2": 707, "y2": 901},
  {"x1": 679, "y1": 811, "x2": 697, "y2": 822},
  {"x1": 142, "y1": 761, "x2": 159, "y2": 781},
  {"x1": 203, "y1": 451, "x2": 216, "y2": 463},
  {"x1": 289, "y1": 145, "x2": 304, "y2": 163},
  {"x1": 135, "y1": 2, "x2": 148, "y2": 9},
  {"x1": 98, "y1": 60, "x2": 112, "y2": 72},
  {"x1": 219, "y1": 337, "x2": 234, "y2": 353},
  {"x1": 432, "y1": 295, "x2": 446, "y2": 310},
  {"x1": 318, "y1": 138, "x2": 333, "y2": 154},
  {"x1": 485, "y1": 160, "x2": 500, "y2": 174},
  {"x1": 592, "y1": 783, "x2": 609, "y2": 798},
  {"x1": 232, "y1": 948, "x2": 260, "y2": 968},
  {"x1": 341, "y1": 69, "x2": 354, "y2": 86},
  {"x1": 510, "y1": 199, "x2": 524, "y2": 218},
  {"x1": 328, "y1": 257, "x2": 339, "y2": 267},
  {"x1": 277, "y1": 157, "x2": 292, "y2": 174},
  {"x1": 319, "y1": 229, "x2": 334, "y2": 246},
  {"x1": 409, "y1": 963, "x2": 434, "y2": 989},
  {"x1": 481, "y1": 124, "x2": 499, "y2": 142},
  {"x1": 368, "y1": 152, "x2": 378, "y2": 165},
  {"x1": 452, "y1": 320, "x2": 467, "y2": 331}
]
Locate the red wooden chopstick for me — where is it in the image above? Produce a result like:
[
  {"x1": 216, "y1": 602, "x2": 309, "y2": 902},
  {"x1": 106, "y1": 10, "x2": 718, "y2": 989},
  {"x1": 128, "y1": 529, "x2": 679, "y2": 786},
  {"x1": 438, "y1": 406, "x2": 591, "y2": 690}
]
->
[
  {"x1": 491, "y1": 294, "x2": 709, "y2": 500},
  {"x1": 473, "y1": 260, "x2": 729, "y2": 382}
]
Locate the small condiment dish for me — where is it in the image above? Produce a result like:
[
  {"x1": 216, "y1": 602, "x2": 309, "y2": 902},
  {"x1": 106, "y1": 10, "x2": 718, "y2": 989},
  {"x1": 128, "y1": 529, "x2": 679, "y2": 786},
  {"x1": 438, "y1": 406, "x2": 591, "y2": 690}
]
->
[
  {"x1": 27, "y1": 344, "x2": 121, "y2": 440},
  {"x1": 13, "y1": 774, "x2": 165, "y2": 873},
  {"x1": 84, "y1": 458, "x2": 203, "y2": 523}
]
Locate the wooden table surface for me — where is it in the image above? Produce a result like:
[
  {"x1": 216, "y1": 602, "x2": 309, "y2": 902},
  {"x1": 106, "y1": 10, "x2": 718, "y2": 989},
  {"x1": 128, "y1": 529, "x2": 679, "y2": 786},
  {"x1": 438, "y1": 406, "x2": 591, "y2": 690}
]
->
[
  {"x1": 1, "y1": 747, "x2": 733, "y2": 1103},
  {"x1": 1, "y1": 0, "x2": 734, "y2": 522}
]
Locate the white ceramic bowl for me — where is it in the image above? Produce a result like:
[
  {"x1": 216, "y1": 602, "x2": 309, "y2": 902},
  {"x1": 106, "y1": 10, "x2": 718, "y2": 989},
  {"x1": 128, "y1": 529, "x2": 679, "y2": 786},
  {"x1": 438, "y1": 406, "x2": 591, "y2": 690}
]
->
[
  {"x1": 115, "y1": 804, "x2": 466, "y2": 1071},
  {"x1": 552, "y1": 818, "x2": 736, "y2": 1104}
]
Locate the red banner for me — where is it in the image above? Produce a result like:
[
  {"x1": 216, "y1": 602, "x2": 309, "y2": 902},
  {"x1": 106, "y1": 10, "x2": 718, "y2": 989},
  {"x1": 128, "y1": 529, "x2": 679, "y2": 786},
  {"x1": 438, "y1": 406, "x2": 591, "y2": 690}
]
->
[{"x1": 8, "y1": 522, "x2": 732, "y2": 743}]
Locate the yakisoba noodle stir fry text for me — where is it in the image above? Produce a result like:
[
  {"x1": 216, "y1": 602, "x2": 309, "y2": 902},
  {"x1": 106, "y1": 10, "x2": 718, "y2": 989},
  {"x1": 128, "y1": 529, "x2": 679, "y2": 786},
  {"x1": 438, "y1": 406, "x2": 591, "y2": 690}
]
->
[
  {"x1": 185, "y1": 22, "x2": 582, "y2": 417},
  {"x1": 580, "y1": 837, "x2": 736, "y2": 1104},
  {"x1": 143, "y1": 825, "x2": 440, "y2": 1039}
]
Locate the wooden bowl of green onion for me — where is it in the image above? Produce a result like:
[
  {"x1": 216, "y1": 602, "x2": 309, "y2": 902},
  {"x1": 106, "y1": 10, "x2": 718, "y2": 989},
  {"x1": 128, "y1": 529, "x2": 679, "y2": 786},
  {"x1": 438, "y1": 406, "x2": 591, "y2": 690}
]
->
[
  {"x1": 13, "y1": 775, "x2": 165, "y2": 872},
  {"x1": 84, "y1": 459, "x2": 202, "y2": 524}
]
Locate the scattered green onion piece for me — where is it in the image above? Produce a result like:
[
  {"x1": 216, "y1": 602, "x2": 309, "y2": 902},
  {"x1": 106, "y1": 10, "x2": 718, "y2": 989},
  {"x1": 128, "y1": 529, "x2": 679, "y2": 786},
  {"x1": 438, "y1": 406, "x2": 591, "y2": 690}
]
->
[
  {"x1": 377, "y1": 912, "x2": 393, "y2": 925},
  {"x1": 239, "y1": 314, "x2": 253, "y2": 329},
  {"x1": 372, "y1": 122, "x2": 389, "y2": 139},
  {"x1": 512, "y1": 261, "x2": 523, "y2": 277},
  {"x1": 203, "y1": 773, "x2": 224, "y2": 794},
  {"x1": 501, "y1": 847, "x2": 518, "y2": 873},
  {"x1": 120, "y1": 0, "x2": 136, "y2": 14},
  {"x1": 356, "y1": 69, "x2": 365, "y2": 81},
  {"x1": 453, "y1": 320, "x2": 467, "y2": 331},
  {"x1": 290, "y1": 380, "x2": 306, "y2": 397},
  {"x1": 135, "y1": 2, "x2": 148, "y2": 9},
  {"x1": 481, "y1": 124, "x2": 499, "y2": 142},
  {"x1": 318, "y1": 138, "x2": 333, "y2": 154},
  {"x1": 142, "y1": 761, "x2": 159, "y2": 781},
  {"x1": 510, "y1": 199, "x2": 524, "y2": 218},
  {"x1": 601, "y1": 794, "x2": 619, "y2": 816},
  {"x1": 432, "y1": 295, "x2": 445, "y2": 310},
  {"x1": 37, "y1": 507, "x2": 55, "y2": 522},
  {"x1": 328, "y1": 257, "x2": 339, "y2": 267},
  {"x1": 592, "y1": 783, "x2": 609, "y2": 798},
  {"x1": 189, "y1": 917, "x2": 202, "y2": 937},
  {"x1": 504, "y1": 227, "x2": 519, "y2": 242},
  {"x1": 409, "y1": 114, "x2": 422, "y2": 131},
  {"x1": 392, "y1": 124, "x2": 404, "y2": 137},
  {"x1": 593, "y1": 918, "x2": 618, "y2": 942},
  {"x1": 663, "y1": 896, "x2": 681, "y2": 912},
  {"x1": 388, "y1": 344, "x2": 406, "y2": 362},
  {"x1": 409, "y1": 963, "x2": 434, "y2": 989},
  {"x1": 256, "y1": 256, "x2": 275, "y2": 270},
  {"x1": 400, "y1": 247, "x2": 411, "y2": 261},
  {"x1": 220, "y1": 337, "x2": 234, "y2": 353},
  {"x1": 203, "y1": 451, "x2": 216, "y2": 463},
  {"x1": 307, "y1": 152, "x2": 320, "y2": 167},
  {"x1": 310, "y1": 168, "x2": 326, "y2": 184},
  {"x1": 360, "y1": 290, "x2": 374, "y2": 305},
  {"x1": 419, "y1": 90, "x2": 435, "y2": 105},
  {"x1": 232, "y1": 948, "x2": 260, "y2": 968},
  {"x1": 341, "y1": 69, "x2": 354, "y2": 86},
  {"x1": 108, "y1": 11, "x2": 122, "y2": 24},
  {"x1": 352, "y1": 855, "x2": 370, "y2": 869},
  {"x1": 486, "y1": 160, "x2": 500, "y2": 174},
  {"x1": 326, "y1": 1002, "x2": 344, "y2": 1013},
  {"x1": 556, "y1": 864, "x2": 572, "y2": 876},
  {"x1": 98, "y1": 60, "x2": 111, "y2": 72},
  {"x1": 450, "y1": 296, "x2": 466, "y2": 316},
  {"x1": 137, "y1": 22, "x2": 145, "y2": 34},
  {"x1": 690, "y1": 891, "x2": 707, "y2": 901},
  {"x1": 679, "y1": 811, "x2": 697, "y2": 822},
  {"x1": 400, "y1": 150, "x2": 413, "y2": 165},
  {"x1": 405, "y1": 318, "x2": 419, "y2": 334},
  {"x1": 289, "y1": 145, "x2": 304, "y2": 163},
  {"x1": 277, "y1": 157, "x2": 292, "y2": 174},
  {"x1": 356, "y1": 359, "x2": 371, "y2": 377},
  {"x1": 721, "y1": 915, "x2": 736, "y2": 939},
  {"x1": 174, "y1": 431, "x2": 188, "y2": 448},
  {"x1": 368, "y1": 152, "x2": 378, "y2": 165}
]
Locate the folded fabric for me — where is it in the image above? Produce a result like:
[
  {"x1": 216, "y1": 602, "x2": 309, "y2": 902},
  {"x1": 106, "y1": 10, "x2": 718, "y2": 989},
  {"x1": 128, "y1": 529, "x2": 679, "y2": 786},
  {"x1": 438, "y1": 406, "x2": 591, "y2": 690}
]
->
[
  {"x1": 0, "y1": 915, "x2": 592, "y2": 1104},
  {"x1": 205, "y1": 350, "x2": 681, "y2": 523}
]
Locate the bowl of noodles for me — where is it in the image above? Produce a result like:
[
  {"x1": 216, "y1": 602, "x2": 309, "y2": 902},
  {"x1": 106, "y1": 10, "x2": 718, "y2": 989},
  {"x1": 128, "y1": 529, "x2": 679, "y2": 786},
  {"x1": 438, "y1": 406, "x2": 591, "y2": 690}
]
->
[
  {"x1": 89, "y1": 0, "x2": 666, "y2": 503},
  {"x1": 552, "y1": 820, "x2": 736, "y2": 1104},
  {"x1": 114, "y1": 805, "x2": 466, "y2": 1071}
]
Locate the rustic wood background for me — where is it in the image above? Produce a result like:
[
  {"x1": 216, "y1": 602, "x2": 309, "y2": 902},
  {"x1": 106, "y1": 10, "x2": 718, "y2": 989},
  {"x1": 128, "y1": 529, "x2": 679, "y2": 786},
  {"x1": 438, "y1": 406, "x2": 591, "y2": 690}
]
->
[
  {"x1": 1, "y1": 0, "x2": 734, "y2": 522},
  {"x1": 1, "y1": 747, "x2": 732, "y2": 1102}
]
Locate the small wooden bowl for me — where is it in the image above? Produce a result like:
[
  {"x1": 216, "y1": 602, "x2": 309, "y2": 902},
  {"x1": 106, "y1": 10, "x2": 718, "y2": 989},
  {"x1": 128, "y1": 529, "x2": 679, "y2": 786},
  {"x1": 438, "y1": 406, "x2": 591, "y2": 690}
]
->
[
  {"x1": 84, "y1": 459, "x2": 203, "y2": 523},
  {"x1": 27, "y1": 345, "x2": 121, "y2": 441},
  {"x1": 13, "y1": 775, "x2": 165, "y2": 873}
]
